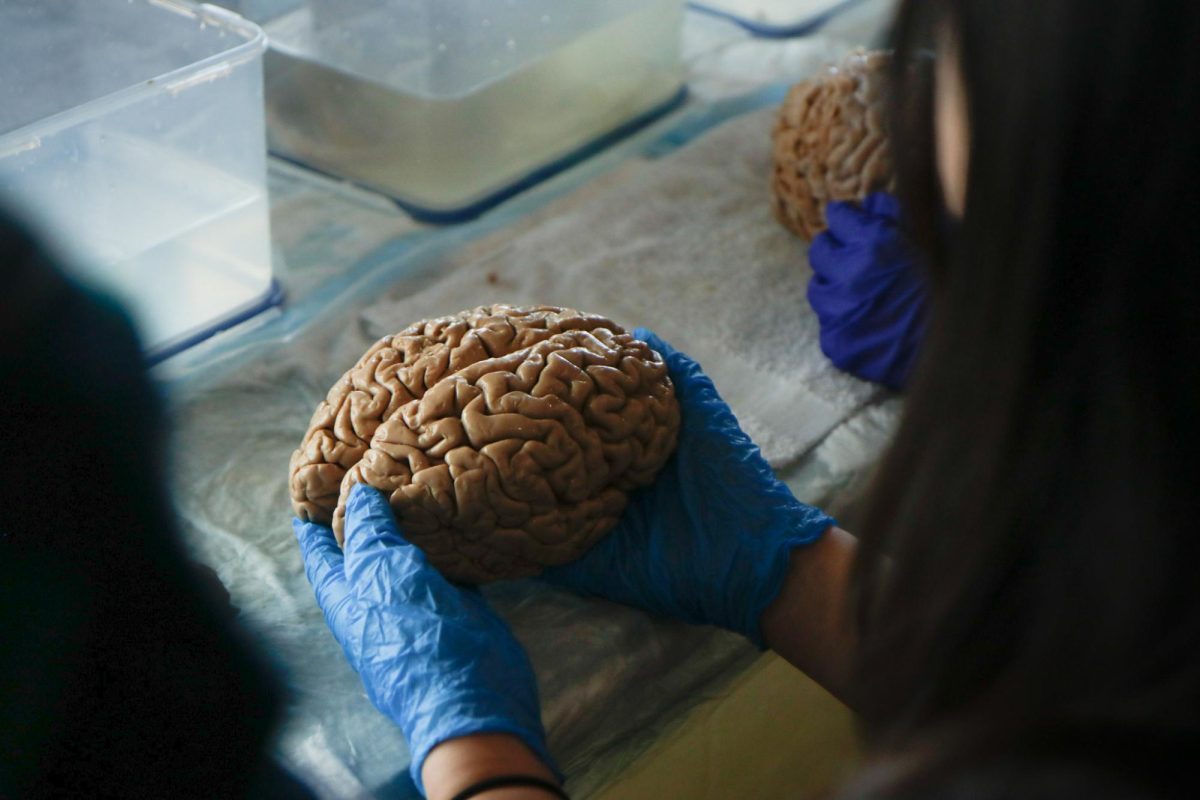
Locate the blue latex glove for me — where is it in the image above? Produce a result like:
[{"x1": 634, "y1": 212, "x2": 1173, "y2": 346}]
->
[
  {"x1": 542, "y1": 329, "x2": 835, "y2": 648},
  {"x1": 807, "y1": 192, "x2": 928, "y2": 391},
  {"x1": 293, "y1": 484, "x2": 557, "y2": 795}
]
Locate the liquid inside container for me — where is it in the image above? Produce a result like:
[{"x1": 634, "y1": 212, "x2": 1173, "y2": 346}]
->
[
  {"x1": 0, "y1": 0, "x2": 275, "y2": 359},
  {"x1": 249, "y1": 0, "x2": 685, "y2": 217}
]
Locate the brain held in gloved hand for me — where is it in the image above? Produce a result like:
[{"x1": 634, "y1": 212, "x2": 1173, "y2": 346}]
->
[
  {"x1": 771, "y1": 49, "x2": 896, "y2": 241},
  {"x1": 288, "y1": 305, "x2": 680, "y2": 584}
]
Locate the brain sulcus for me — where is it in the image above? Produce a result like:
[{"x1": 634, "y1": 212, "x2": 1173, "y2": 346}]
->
[{"x1": 289, "y1": 305, "x2": 680, "y2": 583}]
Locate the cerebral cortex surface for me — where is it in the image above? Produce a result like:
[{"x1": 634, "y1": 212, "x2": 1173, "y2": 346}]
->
[
  {"x1": 771, "y1": 49, "x2": 895, "y2": 241},
  {"x1": 289, "y1": 305, "x2": 680, "y2": 583}
]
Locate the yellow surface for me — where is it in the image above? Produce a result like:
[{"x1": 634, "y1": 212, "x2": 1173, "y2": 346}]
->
[{"x1": 592, "y1": 653, "x2": 862, "y2": 799}]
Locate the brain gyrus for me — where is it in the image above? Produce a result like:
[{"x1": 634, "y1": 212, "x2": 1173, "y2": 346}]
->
[{"x1": 288, "y1": 305, "x2": 680, "y2": 583}]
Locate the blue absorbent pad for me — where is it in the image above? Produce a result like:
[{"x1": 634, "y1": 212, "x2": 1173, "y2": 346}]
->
[{"x1": 164, "y1": 87, "x2": 895, "y2": 798}]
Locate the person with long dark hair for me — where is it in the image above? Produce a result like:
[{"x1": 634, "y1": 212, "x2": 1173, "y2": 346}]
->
[
  {"x1": 6, "y1": 0, "x2": 1198, "y2": 798},
  {"x1": 808, "y1": 0, "x2": 1200, "y2": 792}
]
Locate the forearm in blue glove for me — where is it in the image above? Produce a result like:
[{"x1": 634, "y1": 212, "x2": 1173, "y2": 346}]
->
[
  {"x1": 542, "y1": 329, "x2": 835, "y2": 648},
  {"x1": 293, "y1": 484, "x2": 558, "y2": 796},
  {"x1": 807, "y1": 192, "x2": 928, "y2": 391}
]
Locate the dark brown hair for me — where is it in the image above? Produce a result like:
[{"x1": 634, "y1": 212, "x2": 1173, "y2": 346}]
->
[{"x1": 849, "y1": 0, "x2": 1200, "y2": 793}]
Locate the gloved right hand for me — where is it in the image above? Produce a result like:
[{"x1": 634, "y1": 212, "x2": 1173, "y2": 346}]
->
[{"x1": 541, "y1": 329, "x2": 835, "y2": 648}]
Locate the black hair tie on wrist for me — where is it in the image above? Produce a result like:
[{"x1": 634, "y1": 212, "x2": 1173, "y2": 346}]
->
[{"x1": 449, "y1": 774, "x2": 569, "y2": 800}]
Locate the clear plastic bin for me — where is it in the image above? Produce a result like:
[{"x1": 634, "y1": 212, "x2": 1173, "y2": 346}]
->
[
  {"x1": 230, "y1": 0, "x2": 686, "y2": 221},
  {"x1": 0, "y1": 0, "x2": 276, "y2": 361},
  {"x1": 689, "y1": 0, "x2": 867, "y2": 38}
]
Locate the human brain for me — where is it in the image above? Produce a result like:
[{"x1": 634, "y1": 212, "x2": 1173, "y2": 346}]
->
[
  {"x1": 771, "y1": 49, "x2": 895, "y2": 241},
  {"x1": 288, "y1": 305, "x2": 680, "y2": 583}
]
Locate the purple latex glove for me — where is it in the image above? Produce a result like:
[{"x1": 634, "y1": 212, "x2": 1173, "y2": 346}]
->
[{"x1": 807, "y1": 192, "x2": 928, "y2": 391}]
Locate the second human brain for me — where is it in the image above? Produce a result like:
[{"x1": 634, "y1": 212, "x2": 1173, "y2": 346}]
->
[
  {"x1": 771, "y1": 49, "x2": 895, "y2": 240},
  {"x1": 288, "y1": 305, "x2": 680, "y2": 583}
]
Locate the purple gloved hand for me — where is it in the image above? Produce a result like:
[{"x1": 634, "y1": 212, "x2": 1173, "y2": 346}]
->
[{"x1": 807, "y1": 192, "x2": 928, "y2": 391}]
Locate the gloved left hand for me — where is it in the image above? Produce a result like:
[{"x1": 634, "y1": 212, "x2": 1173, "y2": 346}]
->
[
  {"x1": 807, "y1": 192, "x2": 928, "y2": 390},
  {"x1": 293, "y1": 484, "x2": 557, "y2": 795}
]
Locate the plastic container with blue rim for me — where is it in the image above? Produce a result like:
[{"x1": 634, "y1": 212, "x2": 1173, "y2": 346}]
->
[
  {"x1": 0, "y1": 0, "x2": 278, "y2": 362},
  {"x1": 220, "y1": 0, "x2": 686, "y2": 222},
  {"x1": 689, "y1": 0, "x2": 868, "y2": 38}
]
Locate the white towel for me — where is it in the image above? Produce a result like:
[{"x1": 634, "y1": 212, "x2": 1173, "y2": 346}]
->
[{"x1": 358, "y1": 107, "x2": 881, "y2": 469}]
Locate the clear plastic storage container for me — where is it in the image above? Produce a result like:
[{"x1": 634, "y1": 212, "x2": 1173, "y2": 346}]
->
[
  {"x1": 0, "y1": 0, "x2": 276, "y2": 360},
  {"x1": 230, "y1": 0, "x2": 686, "y2": 221},
  {"x1": 689, "y1": 0, "x2": 867, "y2": 38}
]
